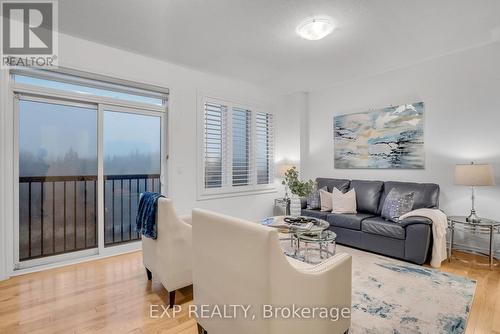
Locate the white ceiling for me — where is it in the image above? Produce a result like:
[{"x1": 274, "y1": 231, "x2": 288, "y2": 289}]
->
[{"x1": 59, "y1": 0, "x2": 500, "y2": 93}]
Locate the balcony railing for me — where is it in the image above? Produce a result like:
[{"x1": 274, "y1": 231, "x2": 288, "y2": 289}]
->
[
  {"x1": 19, "y1": 174, "x2": 160, "y2": 261},
  {"x1": 104, "y1": 174, "x2": 160, "y2": 246}
]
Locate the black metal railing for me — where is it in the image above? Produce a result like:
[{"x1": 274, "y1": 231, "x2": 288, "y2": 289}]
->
[
  {"x1": 19, "y1": 174, "x2": 160, "y2": 261},
  {"x1": 104, "y1": 174, "x2": 160, "y2": 246}
]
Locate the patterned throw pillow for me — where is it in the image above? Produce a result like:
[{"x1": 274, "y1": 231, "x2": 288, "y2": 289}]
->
[
  {"x1": 307, "y1": 186, "x2": 327, "y2": 210},
  {"x1": 381, "y1": 189, "x2": 415, "y2": 222}
]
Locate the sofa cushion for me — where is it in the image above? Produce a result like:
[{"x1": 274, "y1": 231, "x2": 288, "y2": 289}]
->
[
  {"x1": 327, "y1": 213, "x2": 375, "y2": 231},
  {"x1": 377, "y1": 181, "x2": 440, "y2": 214},
  {"x1": 350, "y1": 180, "x2": 384, "y2": 214},
  {"x1": 316, "y1": 178, "x2": 350, "y2": 193},
  {"x1": 361, "y1": 217, "x2": 406, "y2": 240},
  {"x1": 301, "y1": 209, "x2": 328, "y2": 220}
]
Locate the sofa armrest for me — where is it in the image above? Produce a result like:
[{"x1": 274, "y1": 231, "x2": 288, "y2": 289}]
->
[
  {"x1": 404, "y1": 223, "x2": 432, "y2": 264},
  {"x1": 399, "y1": 216, "x2": 432, "y2": 227},
  {"x1": 300, "y1": 197, "x2": 307, "y2": 209}
]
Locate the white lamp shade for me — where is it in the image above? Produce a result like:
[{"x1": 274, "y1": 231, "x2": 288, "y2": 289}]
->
[
  {"x1": 454, "y1": 163, "x2": 495, "y2": 186},
  {"x1": 277, "y1": 164, "x2": 295, "y2": 178}
]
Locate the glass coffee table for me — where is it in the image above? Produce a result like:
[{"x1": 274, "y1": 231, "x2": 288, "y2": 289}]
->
[
  {"x1": 261, "y1": 216, "x2": 335, "y2": 263},
  {"x1": 295, "y1": 230, "x2": 337, "y2": 264}
]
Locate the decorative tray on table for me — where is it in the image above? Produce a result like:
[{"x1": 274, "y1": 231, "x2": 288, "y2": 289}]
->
[{"x1": 262, "y1": 216, "x2": 317, "y2": 231}]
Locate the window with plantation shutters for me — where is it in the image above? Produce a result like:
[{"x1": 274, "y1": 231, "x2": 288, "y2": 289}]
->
[
  {"x1": 232, "y1": 107, "x2": 251, "y2": 186},
  {"x1": 256, "y1": 112, "x2": 274, "y2": 184},
  {"x1": 204, "y1": 102, "x2": 227, "y2": 189},
  {"x1": 200, "y1": 97, "x2": 275, "y2": 198}
]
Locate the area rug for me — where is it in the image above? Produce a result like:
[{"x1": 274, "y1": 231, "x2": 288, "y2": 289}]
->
[{"x1": 281, "y1": 242, "x2": 476, "y2": 334}]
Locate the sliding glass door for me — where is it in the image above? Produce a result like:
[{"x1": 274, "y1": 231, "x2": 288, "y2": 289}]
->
[
  {"x1": 103, "y1": 108, "x2": 162, "y2": 246},
  {"x1": 18, "y1": 98, "x2": 98, "y2": 261},
  {"x1": 16, "y1": 99, "x2": 164, "y2": 266}
]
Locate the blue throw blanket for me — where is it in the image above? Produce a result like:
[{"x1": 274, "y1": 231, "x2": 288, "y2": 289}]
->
[{"x1": 135, "y1": 192, "x2": 165, "y2": 239}]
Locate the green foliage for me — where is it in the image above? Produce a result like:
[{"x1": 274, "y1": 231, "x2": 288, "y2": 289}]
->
[{"x1": 282, "y1": 166, "x2": 315, "y2": 197}]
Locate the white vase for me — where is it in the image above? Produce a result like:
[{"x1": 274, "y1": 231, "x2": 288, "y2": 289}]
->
[{"x1": 289, "y1": 195, "x2": 302, "y2": 217}]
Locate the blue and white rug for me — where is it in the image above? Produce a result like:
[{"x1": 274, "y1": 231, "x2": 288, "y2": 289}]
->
[
  {"x1": 342, "y1": 245, "x2": 476, "y2": 334},
  {"x1": 282, "y1": 242, "x2": 476, "y2": 334}
]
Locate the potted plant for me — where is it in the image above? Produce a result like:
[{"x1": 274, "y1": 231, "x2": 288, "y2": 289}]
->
[{"x1": 282, "y1": 167, "x2": 315, "y2": 216}]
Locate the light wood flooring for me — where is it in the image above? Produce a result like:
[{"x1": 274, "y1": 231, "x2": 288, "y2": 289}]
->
[{"x1": 0, "y1": 250, "x2": 498, "y2": 334}]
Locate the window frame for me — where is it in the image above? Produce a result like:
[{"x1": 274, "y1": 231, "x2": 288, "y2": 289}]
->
[{"x1": 197, "y1": 94, "x2": 276, "y2": 200}]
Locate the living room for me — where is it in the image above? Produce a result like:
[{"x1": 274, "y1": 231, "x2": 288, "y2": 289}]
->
[{"x1": 0, "y1": 1, "x2": 499, "y2": 333}]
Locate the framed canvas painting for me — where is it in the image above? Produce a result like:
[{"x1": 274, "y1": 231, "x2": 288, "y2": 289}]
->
[{"x1": 334, "y1": 102, "x2": 424, "y2": 169}]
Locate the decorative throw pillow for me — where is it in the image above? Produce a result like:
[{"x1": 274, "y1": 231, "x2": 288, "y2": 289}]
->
[
  {"x1": 307, "y1": 186, "x2": 327, "y2": 210},
  {"x1": 381, "y1": 189, "x2": 415, "y2": 222},
  {"x1": 319, "y1": 189, "x2": 333, "y2": 212},
  {"x1": 331, "y1": 187, "x2": 357, "y2": 214}
]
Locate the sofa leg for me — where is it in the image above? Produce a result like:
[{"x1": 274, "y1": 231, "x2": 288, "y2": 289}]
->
[
  {"x1": 169, "y1": 290, "x2": 176, "y2": 308},
  {"x1": 197, "y1": 323, "x2": 207, "y2": 334},
  {"x1": 145, "y1": 268, "x2": 152, "y2": 280}
]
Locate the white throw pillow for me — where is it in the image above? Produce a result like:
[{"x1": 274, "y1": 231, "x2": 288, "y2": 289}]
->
[
  {"x1": 331, "y1": 187, "x2": 357, "y2": 214},
  {"x1": 319, "y1": 189, "x2": 333, "y2": 212}
]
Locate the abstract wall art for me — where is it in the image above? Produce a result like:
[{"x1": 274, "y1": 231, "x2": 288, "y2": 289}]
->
[{"x1": 334, "y1": 102, "x2": 424, "y2": 169}]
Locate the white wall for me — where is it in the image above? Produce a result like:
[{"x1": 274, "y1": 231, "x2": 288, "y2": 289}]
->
[
  {"x1": 275, "y1": 92, "x2": 304, "y2": 165},
  {"x1": 0, "y1": 33, "x2": 290, "y2": 279},
  {"x1": 273, "y1": 92, "x2": 308, "y2": 196},
  {"x1": 303, "y1": 41, "x2": 500, "y2": 256}
]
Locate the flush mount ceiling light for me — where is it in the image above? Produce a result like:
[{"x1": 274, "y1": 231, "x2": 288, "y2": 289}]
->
[{"x1": 296, "y1": 17, "x2": 335, "y2": 41}]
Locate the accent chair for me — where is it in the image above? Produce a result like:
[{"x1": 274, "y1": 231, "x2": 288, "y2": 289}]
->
[
  {"x1": 192, "y1": 208, "x2": 352, "y2": 334},
  {"x1": 142, "y1": 197, "x2": 193, "y2": 307}
]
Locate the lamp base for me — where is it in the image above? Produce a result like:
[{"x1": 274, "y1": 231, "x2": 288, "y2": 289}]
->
[{"x1": 466, "y1": 210, "x2": 481, "y2": 224}]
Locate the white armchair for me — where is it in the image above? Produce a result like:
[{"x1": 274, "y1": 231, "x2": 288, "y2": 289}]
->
[
  {"x1": 192, "y1": 209, "x2": 352, "y2": 334},
  {"x1": 142, "y1": 198, "x2": 192, "y2": 307}
]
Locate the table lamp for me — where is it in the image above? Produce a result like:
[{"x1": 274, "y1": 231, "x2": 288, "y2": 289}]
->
[
  {"x1": 277, "y1": 163, "x2": 295, "y2": 199},
  {"x1": 454, "y1": 162, "x2": 495, "y2": 223}
]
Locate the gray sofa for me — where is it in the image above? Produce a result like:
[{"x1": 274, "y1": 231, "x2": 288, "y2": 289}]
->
[{"x1": 301, "y1": 178, "x2": 440, "y2": 265}]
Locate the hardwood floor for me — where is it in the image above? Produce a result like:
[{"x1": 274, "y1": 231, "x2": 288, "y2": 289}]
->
[
  {"x1": 440, "y1": 252, "x2": 500, "y2": 334},
  {"x1": 0, "y1": 252, "x2": 196, "y2": 334},
  {"x1": 0, "y1": 250, "x2": 498, "y2": 334}
]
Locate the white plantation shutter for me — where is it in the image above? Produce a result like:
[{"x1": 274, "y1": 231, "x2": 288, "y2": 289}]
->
[
  {"x1": 204, "y1": 102, "x2": 227, "y2": 188},
  {"x1": 202, "y1": 98, "x2": 274, "y2": 195},
  {"x1": 232, "y1": 107, "x2": 251, "y2": 186},
  {"x1": 255, "y1": 112, "x2": 274, "y2": 184}
]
